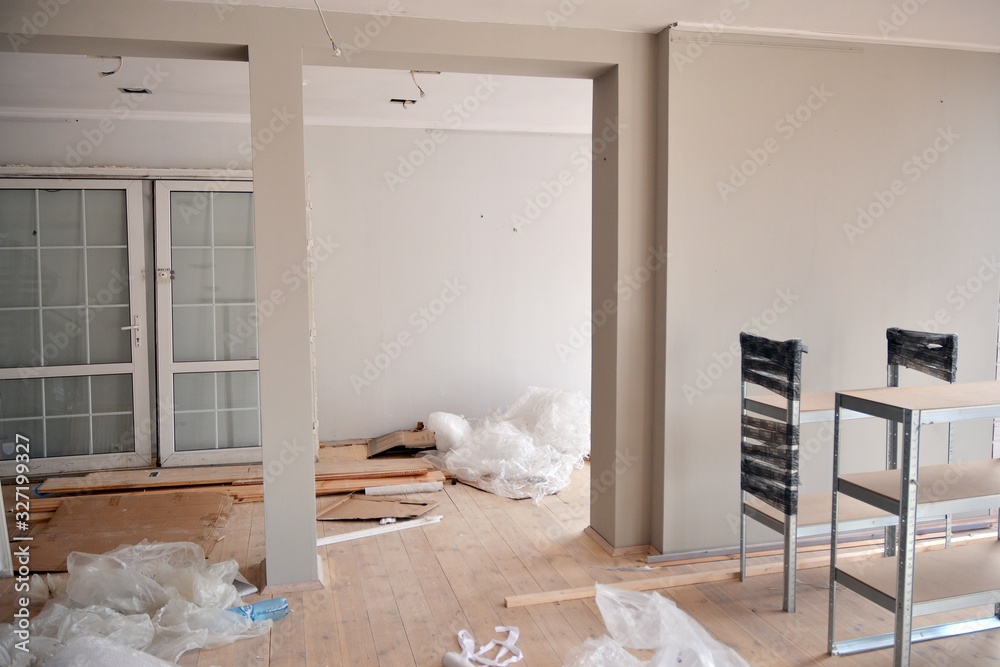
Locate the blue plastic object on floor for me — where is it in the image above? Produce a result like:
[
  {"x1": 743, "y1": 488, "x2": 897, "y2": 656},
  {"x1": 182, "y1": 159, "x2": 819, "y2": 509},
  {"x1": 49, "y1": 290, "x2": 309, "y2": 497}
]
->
[{"x1": 227, "y1": 597, "x2": 290, "y2": 622}]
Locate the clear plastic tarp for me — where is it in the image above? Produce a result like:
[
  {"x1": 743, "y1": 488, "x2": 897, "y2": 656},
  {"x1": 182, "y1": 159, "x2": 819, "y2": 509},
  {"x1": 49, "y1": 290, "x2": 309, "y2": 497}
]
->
[
  {"x1": 425, "y1": 387, "x2": 590, "y2": 501},
  {"x1": 0, "y1": 541, "x2": 272, "y2": 666}
]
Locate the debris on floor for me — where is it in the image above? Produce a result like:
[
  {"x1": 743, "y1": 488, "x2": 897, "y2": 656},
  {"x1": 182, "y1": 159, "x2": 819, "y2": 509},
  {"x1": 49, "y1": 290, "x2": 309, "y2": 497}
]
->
[
  {"x1": 443, "y1": 626, "x2": 523, "y2": 666},
  {"x1": 0, "y1": 541, "x2": 275, "y2": 666},
  {"x1": 368, "y1": 422, "x2": 437, "y2": 457},
  {"x1": 423, "y1": 386, "x2": 590, "y2": 501},
  {"x1": 316, "y1": 494, "x2": 438, "y2": 521},
  {"x1": 565, "y1": 583, "x2": 749, "y2": 667}
]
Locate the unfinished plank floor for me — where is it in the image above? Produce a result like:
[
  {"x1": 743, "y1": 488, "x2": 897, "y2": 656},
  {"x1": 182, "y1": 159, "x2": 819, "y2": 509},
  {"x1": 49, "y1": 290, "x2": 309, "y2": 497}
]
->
[{"x1": 6, "y1": 463, "x2": 1000, "y2": 666}]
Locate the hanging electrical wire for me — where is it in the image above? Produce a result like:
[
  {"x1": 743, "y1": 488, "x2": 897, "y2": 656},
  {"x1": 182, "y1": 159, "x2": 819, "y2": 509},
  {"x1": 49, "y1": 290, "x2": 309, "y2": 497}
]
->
[
  {"x1": 311, "y1": 0, "x2": 343, "y2": 57},
  {"x1": 86, "y1": 55, "x2": 123, "y2": 77}
]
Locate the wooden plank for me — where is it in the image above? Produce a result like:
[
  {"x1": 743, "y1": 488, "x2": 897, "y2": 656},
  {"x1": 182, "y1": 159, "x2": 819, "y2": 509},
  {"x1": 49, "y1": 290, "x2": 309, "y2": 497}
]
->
[
  {"x1": 377, "y1": 530, "x2": 444, "y2": 666},
  {"x1": 268, "y1": 591, "x2": 307, "y2": 667},
  {"x1": 315, "y1": 495, "x2": 437, "y2": 521},
  {"x1": 37, "y1": 459, "x2": 435, "y2": 494},
  {"x1": 436, "y1": 484, "x2": 563, "y2": 667},
  {"x1": 668, "y1": 584, "x2": 788, "y2": 666},
  {"x1": 27, "y1": 491, "x2": 232, "y2": 572},
  {"x1": 37, "y1": 465, "x2": 261, "y2": 494}
]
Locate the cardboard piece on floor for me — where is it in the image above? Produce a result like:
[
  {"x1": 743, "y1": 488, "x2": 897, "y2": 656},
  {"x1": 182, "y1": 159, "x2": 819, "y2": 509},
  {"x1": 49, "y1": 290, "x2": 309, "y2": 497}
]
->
[
  {"x1": 368, "y1": 425, "x2": 436, "y2": 457},
  {"x1": 27, "y1": 491, "x2": 232, "y2": 572},
  {"x1": 316, "y1": 494, "x2": 438, "y2": 521}
]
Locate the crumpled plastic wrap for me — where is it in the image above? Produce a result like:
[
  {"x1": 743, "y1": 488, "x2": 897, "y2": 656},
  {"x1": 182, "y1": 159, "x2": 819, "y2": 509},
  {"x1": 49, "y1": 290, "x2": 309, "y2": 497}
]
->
[
  {"x1": 0, "y1": 541, "x2": 272, "y2": 666},
  {"x1": 424, "y1": 386, "x2": 590, "y2": 501},
  {"x1": 566, "y1": 584, "x2": 750, "y2": 667}
]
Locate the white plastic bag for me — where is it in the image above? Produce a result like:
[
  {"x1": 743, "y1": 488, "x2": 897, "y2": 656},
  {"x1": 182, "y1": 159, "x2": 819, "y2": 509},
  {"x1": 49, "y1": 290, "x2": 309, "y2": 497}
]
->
[
  {"x1": 424, "y1": 387, "x2": 590, "y2": 501},
  {"x1": 0, "y1": 540, "x2": 272, "y2": 666},
  {"x1": 567, "y1": 584, "x2": 749, "y2": 667},
  {"x1": 563, "y1": 635, "x2": 644, "y2": 667}
]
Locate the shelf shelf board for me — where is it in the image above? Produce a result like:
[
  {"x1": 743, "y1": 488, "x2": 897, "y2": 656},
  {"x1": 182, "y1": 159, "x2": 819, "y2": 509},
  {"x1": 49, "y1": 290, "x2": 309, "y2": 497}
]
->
[
  {"x1": 836, "y1": 541, "x2": 1000, "y2": 616},
  {"x1": 839, "y1": 459, "x2": 1000, "y2": 516}
]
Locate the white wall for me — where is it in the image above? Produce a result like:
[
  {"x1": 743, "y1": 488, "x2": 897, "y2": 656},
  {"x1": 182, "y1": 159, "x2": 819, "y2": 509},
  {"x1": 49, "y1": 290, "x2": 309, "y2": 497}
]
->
[
  {"x1": 305, "y1": 126, "x2": 592, "y2": 440},
  {"x1": 0, "y1": 117, "x2": 594, "y2": 442},
  {"x1": 662, "y1": 33, "x2": 1000, "y2": 553}
]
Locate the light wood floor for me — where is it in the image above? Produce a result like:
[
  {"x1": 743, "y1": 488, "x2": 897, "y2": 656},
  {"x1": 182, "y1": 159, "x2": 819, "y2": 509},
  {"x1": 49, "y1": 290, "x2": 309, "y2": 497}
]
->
[{"x1": 4, "y1": 464, "x2": 1000, "y2": 666}]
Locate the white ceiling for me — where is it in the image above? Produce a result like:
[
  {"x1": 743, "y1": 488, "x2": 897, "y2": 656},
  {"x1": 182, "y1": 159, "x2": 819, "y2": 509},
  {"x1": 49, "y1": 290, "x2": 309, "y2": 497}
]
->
[
  {"x1": 0, "y1": 53, "x2": 592, "y2": 133},
  {"x1": 164, "y1": 0, "x2": 1000, "y2": 48},
  {"x1": 1, "y1": 0, "x2": 997, "y2": 133}
]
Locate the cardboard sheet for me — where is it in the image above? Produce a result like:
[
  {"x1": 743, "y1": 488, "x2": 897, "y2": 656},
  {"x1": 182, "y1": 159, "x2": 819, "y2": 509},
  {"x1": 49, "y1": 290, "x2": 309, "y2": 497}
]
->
[{"x1": 27, "y1": 491, "x2": 232, "y2": 572}]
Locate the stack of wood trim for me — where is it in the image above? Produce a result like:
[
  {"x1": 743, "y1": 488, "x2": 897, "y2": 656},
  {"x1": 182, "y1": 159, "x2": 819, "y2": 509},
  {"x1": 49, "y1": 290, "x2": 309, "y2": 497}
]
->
[{"x1": 29, "y1": 459, "x2": 446, "y2": 517}]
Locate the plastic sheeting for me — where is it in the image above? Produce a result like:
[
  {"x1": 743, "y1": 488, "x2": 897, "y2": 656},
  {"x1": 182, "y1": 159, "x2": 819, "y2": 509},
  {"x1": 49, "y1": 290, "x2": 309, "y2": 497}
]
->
[
  {"x1": 566, "y1": 584, "x2": 750, "y2": 667},
  {"x1": 0, "y1": 541, "x2": 272, "y2": 666},
  {"x1": 425, "y1": 387, "x2": 590, "y2": 501}
]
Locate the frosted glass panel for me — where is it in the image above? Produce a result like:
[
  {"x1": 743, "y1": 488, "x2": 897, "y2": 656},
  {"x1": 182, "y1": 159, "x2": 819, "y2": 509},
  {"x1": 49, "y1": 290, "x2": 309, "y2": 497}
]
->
[
  {"x1": 213, "y1": 193, "x2": 254, "y2": 246},
  {"x1": 0, "y1": 189, "x2": 37, "y2": 247},
  {"x1": 217, "y1": 305, "x2": 257, "y2": 360},
  {"x1": 40, "y1": 248, "x2": 85, "y2": 307},
  {"x1": 87, "y1": 248, "x2": 129, "y2": 305},
  {"x1": 0, "y1": 310, "x2": 40, "y2": 367},
  {"x1": 38, "y1": 190, "x2": 82, "y2": 246},
  {"x1": 170, "y1": 192, "x2": 211, "y2": 246},
  {"x1": 91, "y1": 375, "x2": 133, "y2": 413},
  {"x1": 41, "y1": 308, "x2": 88, "y2": 366},
  {"x1": 0, "y1": 378, "x2": 42, "y2": 418},
  {"x1": 44, "y1": 376, "x2": 89, "y2": 416},
  {"x1": 174, "y1": 373, "x2": 216, "y2": 412},
  {"x1": 0, "y1": 420, "x2": 42, "y2": 460},
  {"x1": 217, "y1": 371, "x2": 259, "y2": 409},
  {"x1": 172, "y1": 248, "x2": 213, "y2": 304},
  {"x1": 85, "y1": 190, "x2": 127, "y2": 246},
  {"x1": 0, "y1": 374, "x2": 134, "y2": 459},
  {"x1": 93, "y1": 414, "x2": 134, "y2": 454},
  {"x1": 214, "y1": 249, "x2": 256, "y2": 302},
  {"x1": 45, "y1": 416, "x2": 90, "y2": 457},
  {"x1": 90, "y1": 306, "x2": 131, "y2": 364},
  {"x1": 175, "y1": 412, "x2": 216, "y2": 451},
  {"x1": 172, "y1": 371, "x2": 260, "y2": 450},
  {"x1": 218, "y1": 410, "x2": 259, "y2": 448},
  {"x1": 0, "y1": 250, "x2": 39, "y2": 307},
  {"x1": 172, "y1": 306, "x2": 214, "y2": 362}
]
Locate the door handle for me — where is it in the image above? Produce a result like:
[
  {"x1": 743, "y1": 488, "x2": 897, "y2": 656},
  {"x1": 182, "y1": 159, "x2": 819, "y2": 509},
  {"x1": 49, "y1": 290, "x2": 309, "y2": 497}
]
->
[{"x1": 120, "y1": 315, "x2": 141, "y2": 348}]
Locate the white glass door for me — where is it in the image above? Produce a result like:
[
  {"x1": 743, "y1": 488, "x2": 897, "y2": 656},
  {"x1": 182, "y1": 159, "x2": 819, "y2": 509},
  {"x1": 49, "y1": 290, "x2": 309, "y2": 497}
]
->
[
  {"x1": 155, "y1": 181, "x2": 261, "y2": 466},
  {"x1": 0, "y1": 180, "x2": 151, "y2": 474}
]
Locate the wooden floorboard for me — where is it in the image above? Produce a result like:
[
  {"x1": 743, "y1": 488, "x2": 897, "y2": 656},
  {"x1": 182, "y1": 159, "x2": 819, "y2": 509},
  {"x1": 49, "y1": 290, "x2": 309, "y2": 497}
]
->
[{"x1": 5, "y1": 464, "x2": 1000, "y2": 665}]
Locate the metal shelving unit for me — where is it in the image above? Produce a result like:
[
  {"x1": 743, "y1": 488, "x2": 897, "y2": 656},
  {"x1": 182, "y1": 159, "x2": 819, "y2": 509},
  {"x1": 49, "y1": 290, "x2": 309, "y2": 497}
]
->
[{"x1": 828, "y1": 380, "x2": 1000, "y2": 666}]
